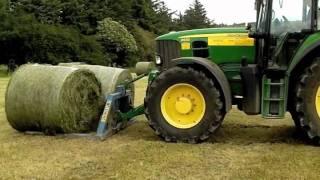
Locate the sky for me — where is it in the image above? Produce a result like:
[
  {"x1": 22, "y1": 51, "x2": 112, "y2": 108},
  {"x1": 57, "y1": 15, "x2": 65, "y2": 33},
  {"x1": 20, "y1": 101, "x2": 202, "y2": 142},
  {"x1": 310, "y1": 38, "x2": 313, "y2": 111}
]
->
[{"x1": 162, "y1": 0, "x2": 256, "y2": 25}]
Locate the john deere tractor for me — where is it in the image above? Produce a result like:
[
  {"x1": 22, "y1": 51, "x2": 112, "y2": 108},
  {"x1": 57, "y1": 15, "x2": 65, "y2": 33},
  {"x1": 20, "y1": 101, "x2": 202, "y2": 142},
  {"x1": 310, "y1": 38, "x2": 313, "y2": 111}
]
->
[
  {"x1": 144, "y1": 0, "x2": 320, "y2": 143},
  {"x1": 5, "y1": 0, "x2": 320, "y2": 145}
]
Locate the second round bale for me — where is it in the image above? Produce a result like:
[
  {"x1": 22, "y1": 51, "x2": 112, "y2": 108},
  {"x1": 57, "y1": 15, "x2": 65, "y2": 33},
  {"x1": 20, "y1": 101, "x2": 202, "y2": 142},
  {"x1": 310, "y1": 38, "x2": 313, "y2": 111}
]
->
[{"x1": 59, "y1": 64, "x2": 135, "y2": 104}]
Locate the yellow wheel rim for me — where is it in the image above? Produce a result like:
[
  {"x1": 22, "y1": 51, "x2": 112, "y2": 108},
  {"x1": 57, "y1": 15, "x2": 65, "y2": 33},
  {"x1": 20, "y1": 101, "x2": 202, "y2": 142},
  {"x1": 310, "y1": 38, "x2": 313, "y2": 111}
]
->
[
  {"x1": 161, "y1": 83, "x2": 206, "y2": 129},
  {"x1": 316, "y1": 86, "x2": 320, "y2": 118}
]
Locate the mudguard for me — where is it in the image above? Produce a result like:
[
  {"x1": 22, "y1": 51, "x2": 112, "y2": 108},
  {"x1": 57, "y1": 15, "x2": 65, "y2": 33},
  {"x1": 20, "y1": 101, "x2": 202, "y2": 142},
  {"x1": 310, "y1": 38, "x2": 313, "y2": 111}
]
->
[{"x1": 288, "y1": 32, "x2": 320, "y2": 75}]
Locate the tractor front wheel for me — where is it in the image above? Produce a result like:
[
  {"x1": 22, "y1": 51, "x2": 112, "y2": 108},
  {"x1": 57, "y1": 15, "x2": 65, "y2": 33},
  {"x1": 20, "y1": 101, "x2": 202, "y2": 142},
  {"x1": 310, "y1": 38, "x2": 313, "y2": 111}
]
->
[
  {"x1": 145, "y1": 67, "x2": 225, "y2": 143},
  {"x1": 291, "y1": 59, "x2": 320, "y2": 144}
]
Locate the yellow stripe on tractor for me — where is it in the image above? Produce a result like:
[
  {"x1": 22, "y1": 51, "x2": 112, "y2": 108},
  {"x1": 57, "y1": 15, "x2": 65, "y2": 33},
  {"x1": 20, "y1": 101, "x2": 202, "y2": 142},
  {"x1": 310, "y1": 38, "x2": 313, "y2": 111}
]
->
[{"x1": 180, "y1": 33, "x2": 255, "y2": 46}]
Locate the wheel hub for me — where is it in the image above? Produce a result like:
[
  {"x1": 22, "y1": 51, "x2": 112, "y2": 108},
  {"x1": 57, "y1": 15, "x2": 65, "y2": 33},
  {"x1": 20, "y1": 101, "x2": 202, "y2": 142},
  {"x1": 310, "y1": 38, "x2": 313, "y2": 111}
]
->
[
  {"x1": 161, "y1": 83, "x2": 206, "y2": 129},
  {"x1": 316, "y1": 86, "x2": 320, "y2": 118},
  {"x1": 175, "y1": 97, "x2": 193, "y2": 115}
]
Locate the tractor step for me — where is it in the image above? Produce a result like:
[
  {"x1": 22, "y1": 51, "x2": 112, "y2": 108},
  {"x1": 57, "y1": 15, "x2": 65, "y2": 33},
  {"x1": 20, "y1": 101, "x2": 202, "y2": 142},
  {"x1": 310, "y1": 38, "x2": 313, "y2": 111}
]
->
[{"x1": 261, "y1": 75, "x2": 288, "y2": 119}]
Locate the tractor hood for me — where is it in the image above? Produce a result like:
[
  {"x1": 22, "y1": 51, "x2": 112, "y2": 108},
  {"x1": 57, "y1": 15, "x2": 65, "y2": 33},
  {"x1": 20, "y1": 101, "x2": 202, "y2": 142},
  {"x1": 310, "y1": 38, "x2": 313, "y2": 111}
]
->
[{"x1": 156, "y1": 27, "x2": 249, "y2": 41}]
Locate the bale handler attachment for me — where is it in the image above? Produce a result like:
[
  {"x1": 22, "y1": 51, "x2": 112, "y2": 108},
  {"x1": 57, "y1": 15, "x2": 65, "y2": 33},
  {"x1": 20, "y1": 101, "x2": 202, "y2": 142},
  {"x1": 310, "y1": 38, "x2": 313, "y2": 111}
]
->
[{"x1": 96, "y1": 63, "x2": 158, "y2": 140}]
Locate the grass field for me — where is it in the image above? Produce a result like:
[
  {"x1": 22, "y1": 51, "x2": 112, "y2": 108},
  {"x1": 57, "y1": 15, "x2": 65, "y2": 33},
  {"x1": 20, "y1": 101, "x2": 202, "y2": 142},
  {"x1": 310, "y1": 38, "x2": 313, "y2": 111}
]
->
[{"x1": 1, "y1": 76, "x2": 320, "y2": 179}]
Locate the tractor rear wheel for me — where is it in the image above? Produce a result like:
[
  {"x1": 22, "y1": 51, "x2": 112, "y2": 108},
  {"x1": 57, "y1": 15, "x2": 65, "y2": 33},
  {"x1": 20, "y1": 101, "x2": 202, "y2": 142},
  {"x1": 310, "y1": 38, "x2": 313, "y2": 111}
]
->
[
  {"x1": 145, "y1": 67, "x2": 225, "y2": 143},
  {"x1": 291, "y1": 59, "x2": 320, "y2": 144}
]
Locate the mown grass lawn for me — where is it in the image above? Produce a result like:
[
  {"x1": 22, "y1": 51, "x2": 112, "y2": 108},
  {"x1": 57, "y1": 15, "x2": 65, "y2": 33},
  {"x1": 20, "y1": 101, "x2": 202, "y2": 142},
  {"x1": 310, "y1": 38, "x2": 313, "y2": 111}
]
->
[{"x1": 0, "y1": 76, "x2": 320, "y2": 179}]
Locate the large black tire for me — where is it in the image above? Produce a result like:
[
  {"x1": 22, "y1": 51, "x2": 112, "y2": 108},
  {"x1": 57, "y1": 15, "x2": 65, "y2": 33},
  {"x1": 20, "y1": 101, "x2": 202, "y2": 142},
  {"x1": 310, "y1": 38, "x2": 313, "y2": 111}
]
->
[
  {"x1": 145, "y1": 67, "x2": 225, "y2": 143},
  {"x1": 291, "y1": 59, "x2": 320, "y2": 144}
]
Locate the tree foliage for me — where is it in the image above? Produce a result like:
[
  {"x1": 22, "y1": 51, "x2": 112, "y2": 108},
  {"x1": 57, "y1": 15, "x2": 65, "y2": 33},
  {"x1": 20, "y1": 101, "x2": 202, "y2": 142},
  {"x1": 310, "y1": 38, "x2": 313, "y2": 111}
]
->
[
  {"x1": 182, "y1": 0, "x2": 212, "y2": 29},
  {"x1": 0, "y1": 14, "x2": 107, "y2": 65},
  {"x1": 0, "y1": 0, "x2": 218, "y2": 67},
  {"x1": 97, "y1": 18, "x2": 137, "y2": 53},
  {"x1": 11, "y1": 0, "x2": 110, "y2": 35},
  {"x1": 97, "y1": 18, "x2": 138, "y2": 66}
]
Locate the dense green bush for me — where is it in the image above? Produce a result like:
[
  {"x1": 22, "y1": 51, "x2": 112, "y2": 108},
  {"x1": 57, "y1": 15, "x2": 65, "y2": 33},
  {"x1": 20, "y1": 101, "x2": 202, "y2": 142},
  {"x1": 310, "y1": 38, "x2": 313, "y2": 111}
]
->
[
  {"x1": 0, "y1": 12, "x2": 107, "y2": 65},
  {"x1": 5, "y1": 0, "x2": 169, "y2": 67},
  {"x1": 97, "y1": 18, "x2": 138, "y2": 66},
  {"x1": 97, "y1": 18, "x2": 137, "y2": 54},
  {"x1": 11, "y1": 0, "x2": 109, "y2": 35},
  {"x1": 1, "y1": 0, "x2": 216, "y2": 67},
  {"x1": 131, "y1": 26, "x2": 156, "y2": 63},
  {"x1": 0, "y1": 0, "x2": 6, "y2": 10}
]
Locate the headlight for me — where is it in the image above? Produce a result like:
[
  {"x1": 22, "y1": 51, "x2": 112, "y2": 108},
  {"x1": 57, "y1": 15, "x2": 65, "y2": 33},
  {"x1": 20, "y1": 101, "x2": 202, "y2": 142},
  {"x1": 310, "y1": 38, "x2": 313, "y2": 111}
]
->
[{"x1": 155, "y1": 55, "x2": 162, "y2": 65}]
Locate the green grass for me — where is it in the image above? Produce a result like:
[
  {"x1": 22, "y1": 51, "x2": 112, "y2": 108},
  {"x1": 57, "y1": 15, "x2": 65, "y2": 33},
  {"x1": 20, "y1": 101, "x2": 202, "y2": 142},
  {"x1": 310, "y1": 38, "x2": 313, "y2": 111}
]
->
[{"x1": 0, "y1": 77, "x2": 320, "y2": 179}]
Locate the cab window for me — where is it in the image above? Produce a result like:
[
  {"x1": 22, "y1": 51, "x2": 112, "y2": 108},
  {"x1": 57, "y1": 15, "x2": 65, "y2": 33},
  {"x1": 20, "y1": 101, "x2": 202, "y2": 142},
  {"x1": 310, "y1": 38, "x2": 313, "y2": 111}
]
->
[{"x1": 271, "y1": 0, "x2": 312, "y2": 35}]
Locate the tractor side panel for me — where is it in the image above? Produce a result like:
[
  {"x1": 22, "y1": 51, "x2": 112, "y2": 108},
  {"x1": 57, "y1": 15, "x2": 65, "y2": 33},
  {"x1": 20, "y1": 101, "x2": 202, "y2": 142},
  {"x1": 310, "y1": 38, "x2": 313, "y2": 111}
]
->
[
  {"x1": 210, "y1": 46, "x2": 255, "y2": 64},
  {"x1": 179, "y1": 33, "x2": 255, "y2": 96},
  {"x1": 156, "y1": 32, "x2": 255, "y2": 97},
  {"x1": 181, "y1": 46, "x2": 255, "y2": 64},
  {"x1": 179, "y1": 33, "x2": 255, "y2": 65}
]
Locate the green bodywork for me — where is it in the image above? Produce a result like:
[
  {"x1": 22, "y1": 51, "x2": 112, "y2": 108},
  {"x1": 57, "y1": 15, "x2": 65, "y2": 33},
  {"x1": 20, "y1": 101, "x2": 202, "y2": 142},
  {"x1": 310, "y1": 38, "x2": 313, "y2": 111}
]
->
[
  {"x1": 157, "y1": 28, "x2": 255, "y2": 64},
  {"x1": 157, "y1": 27, "x2": 255, "y2": 96},
  {"x1": 121, "y1": 29, "x2": 320, "y2": 123},
  {"x1": 154, "y1": 26, "x2": 320, "y2": 119},
  {"x1": 288, "y1": 31, "x2": 320, "y2": 74}
]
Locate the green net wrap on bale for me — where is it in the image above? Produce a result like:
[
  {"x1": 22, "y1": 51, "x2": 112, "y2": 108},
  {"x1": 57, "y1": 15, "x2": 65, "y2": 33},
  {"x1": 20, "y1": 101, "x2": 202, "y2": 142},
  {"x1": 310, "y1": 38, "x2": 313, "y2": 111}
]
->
[
  {"x1": 59, "y1": 64, "x2": 134, "y2": 104},
  {"x1": 5, "y1": 64, "x2": 102, "y2": 133}
]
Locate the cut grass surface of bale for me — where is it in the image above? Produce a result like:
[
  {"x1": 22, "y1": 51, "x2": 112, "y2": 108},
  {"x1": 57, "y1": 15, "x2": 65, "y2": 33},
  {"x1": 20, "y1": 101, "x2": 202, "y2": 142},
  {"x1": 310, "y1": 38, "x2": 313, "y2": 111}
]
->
[
  {"x1": 1, "y1": 77, "x2": 320, "y2": 179},
  {"x1": 59, "y1": 64, "x2": 135, "y2": 104}
]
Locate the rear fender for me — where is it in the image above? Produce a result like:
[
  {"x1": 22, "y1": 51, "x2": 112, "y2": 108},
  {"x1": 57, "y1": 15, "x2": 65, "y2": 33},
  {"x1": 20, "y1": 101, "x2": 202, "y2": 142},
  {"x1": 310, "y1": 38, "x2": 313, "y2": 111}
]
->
[{"x1": 288, "y1": 32, "x2": 320, "y2": 75}]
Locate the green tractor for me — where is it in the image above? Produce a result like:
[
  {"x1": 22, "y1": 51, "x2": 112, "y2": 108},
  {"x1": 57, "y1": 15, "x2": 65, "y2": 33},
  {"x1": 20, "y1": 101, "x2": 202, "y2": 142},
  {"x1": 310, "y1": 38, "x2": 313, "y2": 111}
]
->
[
  {"x1": 8, "y1": 0, "x2": 320, "y2": 145},
  {"x1": 144, "y1": 0, "x2": 320, "y2": 143}
]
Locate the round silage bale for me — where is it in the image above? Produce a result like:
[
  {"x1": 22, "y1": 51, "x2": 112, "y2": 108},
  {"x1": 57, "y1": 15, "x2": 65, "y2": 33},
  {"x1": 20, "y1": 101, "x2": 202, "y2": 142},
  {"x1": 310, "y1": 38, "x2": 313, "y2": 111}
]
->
[
  {"x1": 135, "y1": 62, "x2": 155, "y2": 76},
  {"x1": 58, "y1": 62, "x2": 86, "y2": 66},
  {"x1": 59, "y1": 65, "x2": 134, "y2": 104},
  {"x1": 5, "y1": 64, "x2": 102, "y2": 133}
]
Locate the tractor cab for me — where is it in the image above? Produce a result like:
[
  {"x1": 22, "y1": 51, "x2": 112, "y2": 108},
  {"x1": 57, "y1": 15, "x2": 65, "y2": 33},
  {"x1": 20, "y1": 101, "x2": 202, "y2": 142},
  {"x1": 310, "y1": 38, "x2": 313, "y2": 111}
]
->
[
  {"x1": 241, "y1": 0, "x2": 320, "y2": 118},
  {"x1": 252, "y1": 0, "x2": 317, "y2": 68}
]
